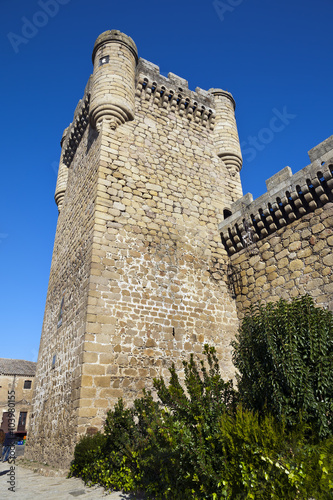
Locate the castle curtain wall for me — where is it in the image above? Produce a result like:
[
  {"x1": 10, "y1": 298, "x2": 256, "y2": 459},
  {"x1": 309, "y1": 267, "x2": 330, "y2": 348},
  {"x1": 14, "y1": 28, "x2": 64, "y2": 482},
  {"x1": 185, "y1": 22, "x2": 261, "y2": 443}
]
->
[
  {"x1": 219, "y1": 152, "x2": 333, "y2": 317},
  {"x1": 228, "y1": 202, "x2": 333, "y2": 317}
]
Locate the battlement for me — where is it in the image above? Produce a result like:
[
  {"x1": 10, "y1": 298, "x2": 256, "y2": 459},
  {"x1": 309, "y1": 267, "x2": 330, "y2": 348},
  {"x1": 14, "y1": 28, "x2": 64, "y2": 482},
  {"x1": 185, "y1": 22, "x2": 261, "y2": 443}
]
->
[
  {"x1": 59, "y1": 58, "x2": 238, "y2": 169},
  {"x1": 135, "y1": 58, "x2": 216, "y2": 129},
  {"x1": 61, "y1": 80, "x2": 91, "y2": 167},
  {"x1": 58, "y1": 33, "x2": 242, "y2": 169},
  {"x1": 308, "y1": 135, "x2": 333, "y2": 163},
  {"x1": 219, "y1": 141, "x2": 333, "y2": 255}
]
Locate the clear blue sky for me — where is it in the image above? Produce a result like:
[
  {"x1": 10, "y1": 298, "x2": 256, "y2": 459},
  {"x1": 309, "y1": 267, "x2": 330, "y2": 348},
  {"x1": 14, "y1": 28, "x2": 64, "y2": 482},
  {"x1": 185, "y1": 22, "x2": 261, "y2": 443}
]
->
[{"x1": 1, "y1": 0, "x2": 332, "y2": 361}]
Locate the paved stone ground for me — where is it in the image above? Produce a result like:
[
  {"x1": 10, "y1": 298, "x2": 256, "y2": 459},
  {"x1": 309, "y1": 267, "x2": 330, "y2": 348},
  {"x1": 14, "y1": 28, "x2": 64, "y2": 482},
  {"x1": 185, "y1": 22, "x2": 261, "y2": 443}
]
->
[{"x1": 0, "y1": 461, "x2": 141, "y2": 499}]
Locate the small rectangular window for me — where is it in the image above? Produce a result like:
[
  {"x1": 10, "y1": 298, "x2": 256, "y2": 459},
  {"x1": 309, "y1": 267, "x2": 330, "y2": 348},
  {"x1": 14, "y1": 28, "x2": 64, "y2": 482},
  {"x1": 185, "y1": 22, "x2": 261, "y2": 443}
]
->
[
  {"x1": 99, "y1": 55, "x2": 109, "y2": 66},
  {"x1": 17, "y1": 412, "x2": 27, "y2": 432},
  {"x1": 24, "y1": 380, "x2": 32, "y2": 389}
]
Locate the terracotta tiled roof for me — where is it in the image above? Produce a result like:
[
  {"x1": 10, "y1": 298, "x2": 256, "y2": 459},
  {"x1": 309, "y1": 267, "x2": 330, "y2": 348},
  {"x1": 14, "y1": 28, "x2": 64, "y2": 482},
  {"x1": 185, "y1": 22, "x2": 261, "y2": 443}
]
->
[{"x1": 0, "y1": 358, "x2": 37, "y2": 376}]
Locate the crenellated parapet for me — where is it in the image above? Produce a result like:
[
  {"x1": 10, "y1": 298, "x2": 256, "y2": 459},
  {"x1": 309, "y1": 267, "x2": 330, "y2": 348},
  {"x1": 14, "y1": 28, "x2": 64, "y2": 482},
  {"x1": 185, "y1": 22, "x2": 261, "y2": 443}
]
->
[
  {"x1": 62, "y1": 85, "x2": 90, "y2": 168},
  {"x1": 219, "y1": 153, "x2": 333, "y2": 255},
  {"x1": 135, "y1": 60, "x2": 243, "y2": 173},
  {"x1": 54, "y1": 82, "x2": 90, "y2": 210},
  {"x1": 135, "y1": 58, "x2": 215, "y2": 129}
]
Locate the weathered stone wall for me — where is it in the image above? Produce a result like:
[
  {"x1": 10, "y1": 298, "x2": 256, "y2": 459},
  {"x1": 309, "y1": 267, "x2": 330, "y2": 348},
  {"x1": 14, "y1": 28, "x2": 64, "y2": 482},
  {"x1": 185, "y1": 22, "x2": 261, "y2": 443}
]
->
[
  {"x1": 219, "y1": 151, "x2": 333, "y2": 317},
  {"x1": 77, "y1": 68, "x2": 244, "y2": 436},
  {"x1": 228, "y1": 203, "x2": 333, "y2": 317},
  {"x1": 26, "y1": 96, "x2": 101, "y2": 466}
]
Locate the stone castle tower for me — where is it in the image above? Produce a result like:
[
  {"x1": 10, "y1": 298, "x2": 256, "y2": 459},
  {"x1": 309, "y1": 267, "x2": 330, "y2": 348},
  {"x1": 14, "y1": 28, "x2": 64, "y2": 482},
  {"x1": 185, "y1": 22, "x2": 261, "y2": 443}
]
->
[
  {"x1": 27, "y1": 30, "x2": 245, "y2": 466},
  {"x1": 27, "y1": 30, "x2": 333, "y2": 468}
]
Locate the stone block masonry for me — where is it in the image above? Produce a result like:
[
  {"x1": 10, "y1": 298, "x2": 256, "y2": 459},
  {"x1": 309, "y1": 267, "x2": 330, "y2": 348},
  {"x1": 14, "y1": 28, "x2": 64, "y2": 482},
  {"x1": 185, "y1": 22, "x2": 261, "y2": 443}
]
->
[
  {"x1": 27, "y1": 30, "x2": 244, "y2": 468},
  {"x1": 27, "y1": 80, "x2": 101, "y2": 466},
  {"x1": 219, "y1": 139, "x2": 333, "y2": 316}
]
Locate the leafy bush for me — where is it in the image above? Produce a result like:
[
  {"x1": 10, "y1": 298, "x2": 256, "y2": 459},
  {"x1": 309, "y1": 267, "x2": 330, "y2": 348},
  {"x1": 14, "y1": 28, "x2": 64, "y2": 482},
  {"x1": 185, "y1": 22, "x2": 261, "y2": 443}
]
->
[
  {"x1": 69, "y1": 432, "x2": 106, "y2": 477},
  {"x1": 216, "y1": 408, "x2": 333, "y2": 499},
  {"x1": 232, "y1": 295, "x2": 333, "y2": 438},
  {"x1": 68, "y1": 419, "x2": 137, "y2": 491},
  {"x1": 125, "y1": 345, "x2": 237, "y2": 499},
  {"x1": 69, "y1": 341, "x2": 333, "y2": 498}
]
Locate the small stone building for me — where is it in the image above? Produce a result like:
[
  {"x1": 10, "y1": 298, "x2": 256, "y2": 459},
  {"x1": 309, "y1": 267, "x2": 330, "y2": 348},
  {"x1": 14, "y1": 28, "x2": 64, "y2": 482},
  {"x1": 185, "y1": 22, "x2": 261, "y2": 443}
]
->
[{"x1": 0, "y1": 358, "x2": 36, "y2": 437}]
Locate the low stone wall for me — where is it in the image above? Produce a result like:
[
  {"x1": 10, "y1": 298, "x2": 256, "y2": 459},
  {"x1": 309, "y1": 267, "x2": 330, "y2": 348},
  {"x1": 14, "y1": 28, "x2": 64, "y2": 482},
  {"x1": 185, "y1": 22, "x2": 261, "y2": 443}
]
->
[
  {"x1": 227, "y1": 202, "x2": 333, "y2": 317},
  {"x1": 219, "y1": 144, "x2": 333, "y2": 317}
]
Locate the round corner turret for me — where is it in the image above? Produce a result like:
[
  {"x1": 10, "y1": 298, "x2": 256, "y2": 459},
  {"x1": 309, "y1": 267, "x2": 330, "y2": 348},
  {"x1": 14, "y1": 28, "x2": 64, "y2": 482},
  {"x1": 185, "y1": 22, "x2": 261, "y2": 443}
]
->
[
  {"x1": 209, "y1": 88, "x2": 236, "y2": 110},
  {"x1": 54, "y1": 127, "x2": 70, "y2": 212},
  {"x1": 209, "y1": 88, "x2": 242, "y2": 173},
  {"x1": 92, "y1": 30, "x2": 138, "y2": 64},
  {"x1": 89, "y1": 30, "x2": 138, "y2": 130}
]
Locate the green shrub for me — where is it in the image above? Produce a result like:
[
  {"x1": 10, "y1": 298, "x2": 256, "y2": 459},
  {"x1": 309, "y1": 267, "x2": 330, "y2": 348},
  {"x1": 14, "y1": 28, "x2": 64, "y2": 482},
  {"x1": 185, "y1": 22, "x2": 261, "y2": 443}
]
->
[
  {"x1": 232, "y1": 295, "x2": 333, "y2": 438},
  {"x1": 69, "y1": 332, "x2": 333, "y2": 498},
  {"x1": 68, "y1": 422, "x2": 137, "y2": 491},
  {"x1": 69, "y1": 432, "x2": 106, "y2": 478},
  {"x1": 216, "y1": 407, "x2": 333, "y2": 499},
  {"x1": 146, "y1": 344, "x2": 238, "y2": 498}
]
